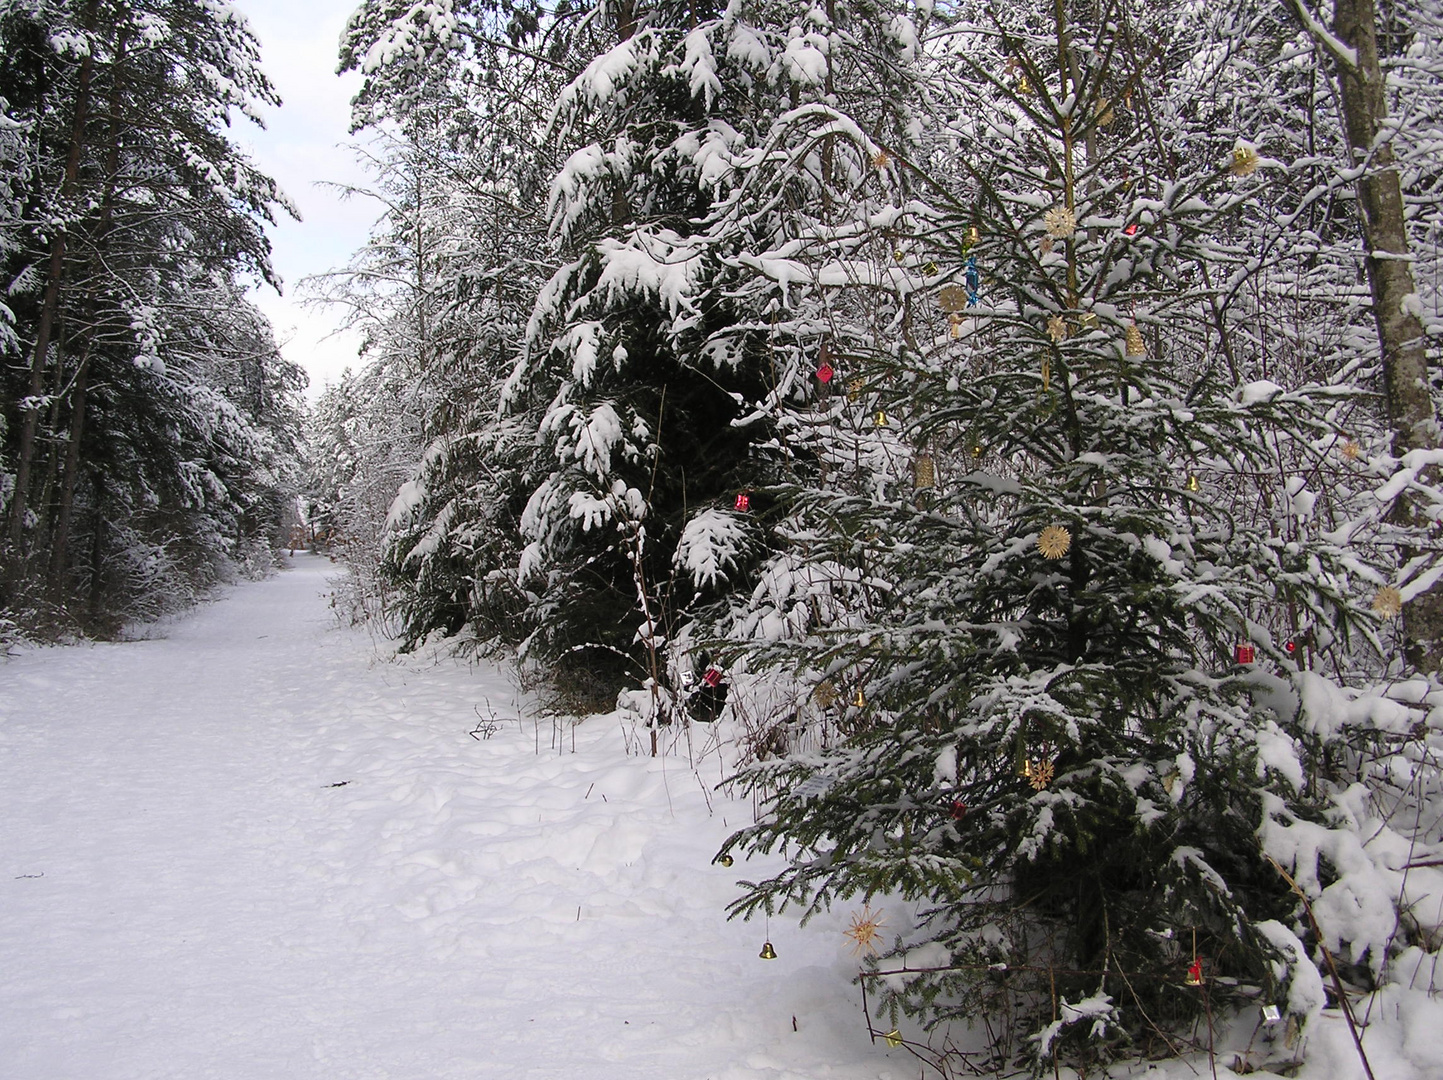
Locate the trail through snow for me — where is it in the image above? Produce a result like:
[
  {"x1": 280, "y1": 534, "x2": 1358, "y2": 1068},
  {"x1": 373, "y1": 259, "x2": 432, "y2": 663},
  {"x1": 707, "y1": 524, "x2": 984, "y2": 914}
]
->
[{"x1": 0, "y1": 557, "x2": 893, "y2": 1080}]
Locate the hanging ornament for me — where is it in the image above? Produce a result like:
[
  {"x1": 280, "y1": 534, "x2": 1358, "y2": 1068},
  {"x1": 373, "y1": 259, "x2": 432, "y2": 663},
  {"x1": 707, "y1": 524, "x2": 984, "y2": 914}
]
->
[
  {"x1": 966, "y1": 225, "x2": 981, "y2": 247},
  {"x1": 703, "y1": 666, "x2": 724, "y2": 687},
  {"x1": 913, "y1": 454, "x2": 936, "y2": 490},
  {"x1": 1044, "y1": 205, "x2": 1078, "y2": 239},
  {"x1": 872, "y1": 148, "x2": 891, "y2": 170},
  {"x1": 1046, "y1": 314, "x2": 1068, "y2": 343},
  {"x1": 892, "y1": 248, "x2": 906, "y2": 262},
  {"x1": 1125, "y1": 323, "x2": 1147, "y2": 358},
  {"x1": 1078, "y1": 311, "x2": 1099, "y2": 330},
  {"x1": 1124, "y1": 222, "x2": 1138, "y2": 236},
  {"x1": 874, "y1": 411, "x2": 889, "y2": 427},
  {"x1": 1039, "y1": 236, "x2": 1055, "y2": 257},
  {"x1": 816, "y1": 360, "x2": 835, "y2": 383},
  {"x1": 1098, "y1": 98, "x2": 1116, "y2": 127},
  {"x1": 1372, "y1": 586, "x2": 1403, "y2": 618},
  {"x1": 883, "y1": 1029, "x2": 904, "y2": 1048},
  {"x1": 734, "y1": 491, "x2": 751, "y2": 513},
  {"x1": 1027, "y1": 758, "x2": 1055, "y2": 790},
  {"x1": 949, "y1": 799, "x2": 967, "y2": 820},
  {"x1": 843, "y1": 905, "x2": 887, "y2": 955},
  {"x1": 680, "y1": 670, "x2": 695, "y2": 688},
  {"x1": 1228, "y1": 143, "x2": 1261, "y2": 177},
  {"x1": 1037, "y1": 524, "x2": 1072, "y2": 560},
  {"x1": 948, "y1": 312, "x2": 963, "y2": 339},
  {"x1": 937, "y1": 284, "x2": 969, "y2": 313},
  {"x1": 853, "y1": 687, "x2": 867, "y2": 709},
  {"x1": 759, "y1": 941, "x2": 778, "y2": 960},
  {"x1": 1186, "y1": 474, "x2": 1201, "y2": 493},
  {"x1": 1261, "y1": 1003, "x2": 1282, "y2": 1025},
  {"x1": 1341, "y1": 439, "x2": 1362, "y2": 460},
  {"x1": 1235, "y1": 643, "x2": 1256, "y2": 664},
  {"x1": 1016, "y1": 73, "x2": 1033, "y2": 95},
  {"x1": 813, "y1": 680, "x2": 839, "y2": 707},
  {"x1": 847, "y1": 376, "x2": 865, "y2": 401},
  {"x1": 922, "y1": 260, "x2": 939, "y2": 276},
  {"x1": 714, "y1": 852, "x2": 734, "y2": 867},
  {"x1": 970, "y1": 442, "x2": 984, "y2": 459},
  {"x1": 1284, "y1": 640, "x2": 1297, "y2": 655},
  {"x1": 1040, "y1": 355, "x2": 1051, "y2": 391},
  {"x1": 964, "y1": 255, "x2": 980, "y2": 305},
  {"x1": 1186, "y1": 958, "x2": 1204, "y2": 986}
]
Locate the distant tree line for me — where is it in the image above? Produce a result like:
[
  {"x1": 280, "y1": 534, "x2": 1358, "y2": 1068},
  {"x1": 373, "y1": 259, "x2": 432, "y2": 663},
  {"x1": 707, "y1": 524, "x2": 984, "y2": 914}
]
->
[{"x1": 0, "y1": 0, "x2": 305, "y2": 637}]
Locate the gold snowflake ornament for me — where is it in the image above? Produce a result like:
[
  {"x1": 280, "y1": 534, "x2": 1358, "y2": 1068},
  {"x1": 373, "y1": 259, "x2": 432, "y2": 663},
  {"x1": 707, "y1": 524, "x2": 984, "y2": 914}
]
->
[
  {"x1": 1027, "y1": 758, "x2": 1055, "y2": 791},
  {"x1": 844, "y1": 905, "x2": 887, "y2": 956},
  {"x1": 1341, "y1": 439, "x2": 1362, "y2": 461},
  {"x1": 1046, "y1": 314, "x2": 1068, "y2": 343},
  {"x1": 872, "y1": 148, "x2": 891, "y2": 170},
  {"x1": 1044, "y1": 205, "x2": 1077, "y2": 239},
  {"x1": 1038, "y1": 524, "x2": 1072, "y2": 560},
  {"x1": 1373, "y1": 586, "x2": 1403, "y2": 618}
]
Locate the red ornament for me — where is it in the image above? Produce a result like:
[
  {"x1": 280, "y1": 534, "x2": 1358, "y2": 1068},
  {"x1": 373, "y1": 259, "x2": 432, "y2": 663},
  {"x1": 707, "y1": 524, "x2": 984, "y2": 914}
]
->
[
  {"x1": 816, "y1": 361, "x2": 835, "y2": 383},
  {"x1": 734, "y1": 492, "x2": 750, "y2": 512},
  {"x1": 949, "y1": 800, "x2": 968, "y2": 820},
  {"x1": 1285, "y1": 641, "x2": 1297, "y2": 654},
  {"x1": 1235, "y1": 644, "x2": 1255, "y2": 664},
  {"x1": 703, "y1": 667, "x2": 723, "y2": 688},
  {"x1": 1124, "y1": 223, "x2": 1138, "y2": 236},
  {"x1": 1186, "y1": 959, "x2": 1203, "y2": 986}
]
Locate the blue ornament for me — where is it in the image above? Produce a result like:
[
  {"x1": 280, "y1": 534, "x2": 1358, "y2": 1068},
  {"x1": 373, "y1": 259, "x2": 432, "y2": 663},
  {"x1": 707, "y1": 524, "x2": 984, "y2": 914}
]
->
[{"x1": 964, "y1": 255, "x2": 980, "y2": 306}]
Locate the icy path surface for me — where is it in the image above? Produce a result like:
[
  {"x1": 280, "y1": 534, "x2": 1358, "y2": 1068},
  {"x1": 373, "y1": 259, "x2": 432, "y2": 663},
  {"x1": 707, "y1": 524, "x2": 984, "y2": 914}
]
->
[{"x1": 0, "y1": 557, "x2": 896, "y2": 1080}]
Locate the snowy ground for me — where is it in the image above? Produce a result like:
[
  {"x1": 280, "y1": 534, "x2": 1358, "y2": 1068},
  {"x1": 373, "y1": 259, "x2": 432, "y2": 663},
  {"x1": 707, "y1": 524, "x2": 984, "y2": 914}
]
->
[
  {"x1": 0, "y1": 556, "x2": 902, "y2": 1079},
  {"x1": 1, "y1": 556, "x2": 1438, "y2": 1079}
]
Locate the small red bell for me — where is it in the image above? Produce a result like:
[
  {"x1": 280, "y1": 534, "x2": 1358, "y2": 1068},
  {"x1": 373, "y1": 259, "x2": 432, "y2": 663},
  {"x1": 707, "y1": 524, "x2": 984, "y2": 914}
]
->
[
  {"x1": 703, "y1": 667, "x2": 723, "y2": 687},
  {"x1": 816, "y1": 361, "x2": 834, "y2": 383},
  {"x1": 734, "y1": 492, "x2": 750, "y2": 512},
  {"x1": 1235, "y1": 644, "x2": 1255, "y2": 664},
  {"x1": 1124, "y1": 223, "x2": 1138, "y2": 236},
  {"x1": 1186, "y1": 959, "x2": 1203, "y2": 986}
]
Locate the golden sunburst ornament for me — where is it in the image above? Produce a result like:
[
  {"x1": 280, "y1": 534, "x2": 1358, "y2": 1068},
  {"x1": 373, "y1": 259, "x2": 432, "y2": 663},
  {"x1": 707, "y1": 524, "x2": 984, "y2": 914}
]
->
[
  {"x1": 1229, "y1": 144, "x2": 1261, "y2": 177},
  {"x1": 1038, "y1": 524, "x2": 1072, "y2": 560},
  {"x1": 1044, "y1": 205, "x2": 1077, "y2": 239},
  {"x1": 844, "y1": 905, "x2": 887, "y2": 956},
  {"x1": 1342, "y1": 439, "x2": 1362, "y2": 461},
  {"x1": 1373, "y1": 586, "x2": 1403, "y2": 618},
  {"x1": 872, "y1": 148, "x2": 891, "y2": 170}
]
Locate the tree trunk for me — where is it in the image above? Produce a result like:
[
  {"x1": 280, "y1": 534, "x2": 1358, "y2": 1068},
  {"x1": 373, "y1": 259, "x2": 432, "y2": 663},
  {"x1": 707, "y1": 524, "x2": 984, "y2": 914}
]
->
[
  {"x1": 4, "y1": 0, "x2": 101, "y2": 565},
  {"x1": 1290, "y1": 0, "x2": 1442, "y2": 670},
  {"x1": 47, "y1": 355, "x2": 89, "y2": 592}
]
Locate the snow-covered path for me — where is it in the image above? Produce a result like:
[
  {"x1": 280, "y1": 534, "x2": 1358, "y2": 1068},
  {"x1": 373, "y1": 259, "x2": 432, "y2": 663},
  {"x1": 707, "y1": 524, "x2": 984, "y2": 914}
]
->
[{"x1": 0, "y1": 557, "x2": 892, "y2": 1080}]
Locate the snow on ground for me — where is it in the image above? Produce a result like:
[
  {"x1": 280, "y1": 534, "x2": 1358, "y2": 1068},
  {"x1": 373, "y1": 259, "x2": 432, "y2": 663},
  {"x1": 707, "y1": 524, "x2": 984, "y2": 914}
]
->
[
  {"x1": 2, "y1": 556, "x2": 1440, "y2": 1080},
  {"x1": 0, "y1": 556, "x2": 901, "y2": 1080}
]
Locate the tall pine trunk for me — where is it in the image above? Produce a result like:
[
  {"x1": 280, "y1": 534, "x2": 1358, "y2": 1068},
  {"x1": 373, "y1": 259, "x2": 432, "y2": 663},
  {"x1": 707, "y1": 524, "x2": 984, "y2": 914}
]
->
[{"x1": 4, "y1": 0, "x2": 100, "y2": 574}]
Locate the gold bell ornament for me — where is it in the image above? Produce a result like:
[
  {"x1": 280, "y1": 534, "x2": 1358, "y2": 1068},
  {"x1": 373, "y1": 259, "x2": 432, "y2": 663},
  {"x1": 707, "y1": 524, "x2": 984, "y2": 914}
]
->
[
  {"x1": 759, "y1": 941, "x2": 778, "y2": 960},
  {"x1": 967, "y1": 225, "x2": 981, "y2": 246},
  {"x1": 853, "y1": 687, "x2": 867, "y2": 709},
  {"x1": 1186, "y1": 474, "x2": 1201, "y2": 493}
]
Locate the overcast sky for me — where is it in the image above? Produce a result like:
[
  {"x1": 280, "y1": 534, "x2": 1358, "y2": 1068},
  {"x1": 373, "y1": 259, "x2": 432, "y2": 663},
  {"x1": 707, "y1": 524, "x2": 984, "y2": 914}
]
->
[{"x1": 234, "y1": 0, "x2": 374, "y2": 399}]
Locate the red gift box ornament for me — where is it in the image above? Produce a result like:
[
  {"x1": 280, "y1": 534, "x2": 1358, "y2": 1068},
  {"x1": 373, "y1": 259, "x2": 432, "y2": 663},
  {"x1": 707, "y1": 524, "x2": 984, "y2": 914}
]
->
[
  {"x1": 1124, "y1": 223, "x2": 1138, "y2": 236},
  {"x1": 703, "y1": 667, "x2": 723, "y2": 688},
  {"x1": 734, "y1": 492, "x2": 750, "y2": 512},
  {"x1": 816, "y1": 361, "x2": 835, "y2": 383},
  {"x1": 1235, "y1": 643, "x2": 1255, "y2": 664},
  {"x1": 949, "y1": 800, "x2": 968, "y2": 820}
]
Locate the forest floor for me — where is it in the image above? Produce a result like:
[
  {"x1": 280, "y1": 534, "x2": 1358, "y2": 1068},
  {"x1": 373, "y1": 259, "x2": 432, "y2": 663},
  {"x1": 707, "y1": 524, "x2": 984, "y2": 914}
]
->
[{"x1": 0, "y1": 556, "x2": 1432, "y2": 1079}]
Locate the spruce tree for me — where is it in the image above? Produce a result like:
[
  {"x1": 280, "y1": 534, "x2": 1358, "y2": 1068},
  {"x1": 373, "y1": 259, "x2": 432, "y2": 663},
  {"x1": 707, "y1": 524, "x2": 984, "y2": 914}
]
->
[{"x1": 713, "y1": 2, "x2": 1390, "y2": 1065}]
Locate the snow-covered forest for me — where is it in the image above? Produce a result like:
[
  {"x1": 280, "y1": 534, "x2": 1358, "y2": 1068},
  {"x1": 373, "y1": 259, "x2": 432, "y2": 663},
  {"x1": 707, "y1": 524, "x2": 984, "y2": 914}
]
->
[{"x1": 7, "y1": 0, "x2": 1443, "y2": 1076}]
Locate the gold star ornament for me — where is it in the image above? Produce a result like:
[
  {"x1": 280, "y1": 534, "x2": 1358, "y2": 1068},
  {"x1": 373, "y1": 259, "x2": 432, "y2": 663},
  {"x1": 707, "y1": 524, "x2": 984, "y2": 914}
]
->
[
  {"x1": 1044, "y1": 205, "x2": 1077, "y2": 239},
  {"x1": 844, "y1": 905, "x2": 887, "y2": 955},
  {"x1": 1038, "y1": 524, "x2": 1072, "y2": 560}
]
